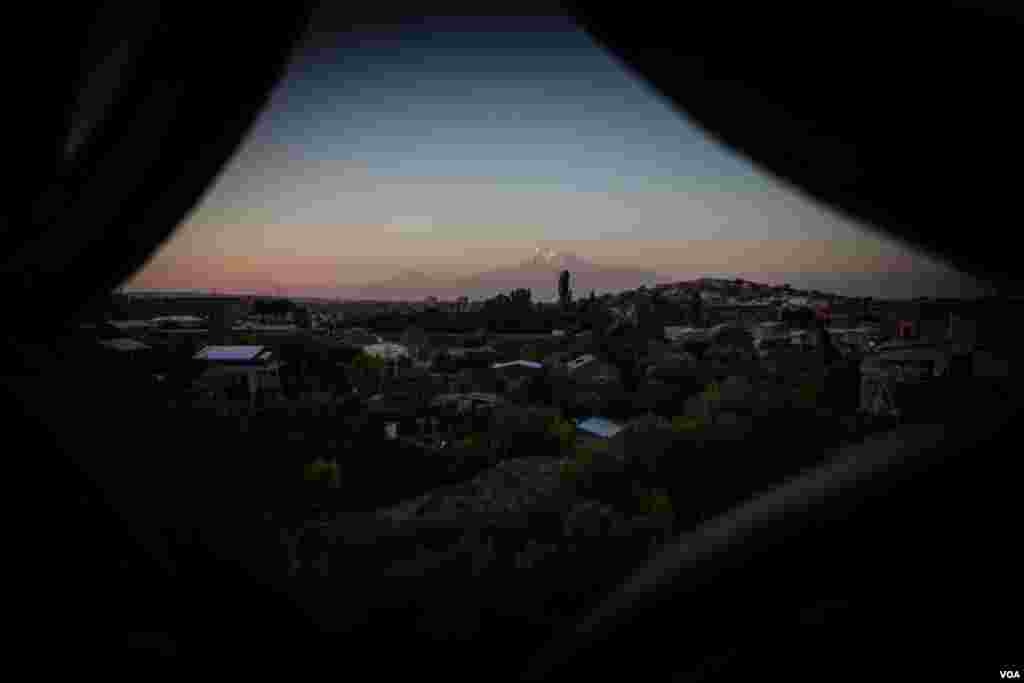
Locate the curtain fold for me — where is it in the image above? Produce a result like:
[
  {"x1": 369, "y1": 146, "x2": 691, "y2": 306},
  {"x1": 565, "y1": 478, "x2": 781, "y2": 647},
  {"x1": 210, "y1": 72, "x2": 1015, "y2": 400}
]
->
[
  {"x1": 2, "y1": 3, "x2": 317, "y2": 338},
  {"x1": 564, "y1": 4, "x2": 1024, "y2": 293}
]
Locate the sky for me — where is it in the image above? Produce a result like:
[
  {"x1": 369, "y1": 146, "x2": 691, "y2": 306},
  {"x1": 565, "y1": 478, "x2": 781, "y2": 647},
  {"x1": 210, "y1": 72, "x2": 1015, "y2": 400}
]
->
[{"x1": 125, "y1": 9, "x2": 993, "y2": 300}]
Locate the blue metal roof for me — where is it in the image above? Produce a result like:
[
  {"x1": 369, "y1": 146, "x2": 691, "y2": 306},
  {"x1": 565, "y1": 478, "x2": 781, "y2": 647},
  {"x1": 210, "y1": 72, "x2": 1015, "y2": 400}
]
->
[
  {"x1": 194, "y1": 345, "x2": 266, "y2": 361},
  {"x1": 575, "y1": 417, "x2": 625, "y2": 439}
]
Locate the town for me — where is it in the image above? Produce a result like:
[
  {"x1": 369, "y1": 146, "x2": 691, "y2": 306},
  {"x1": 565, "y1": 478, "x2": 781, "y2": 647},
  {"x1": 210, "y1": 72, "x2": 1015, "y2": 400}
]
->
[{"x1": 78, "y1": 272, "x2": 1015, "y2": 642}]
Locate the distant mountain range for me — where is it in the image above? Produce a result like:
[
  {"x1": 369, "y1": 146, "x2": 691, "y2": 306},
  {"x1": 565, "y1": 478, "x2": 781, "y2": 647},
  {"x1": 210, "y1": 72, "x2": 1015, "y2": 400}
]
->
[{"x1": 350, "y1": 248, "x2": 662, "y2": 301}]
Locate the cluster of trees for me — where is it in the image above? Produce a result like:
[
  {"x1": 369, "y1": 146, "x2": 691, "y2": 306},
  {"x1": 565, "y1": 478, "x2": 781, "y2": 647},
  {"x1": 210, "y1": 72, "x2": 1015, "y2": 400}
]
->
[{"x1": 356, "y1": 298, "x2": 599, "y2": 335}]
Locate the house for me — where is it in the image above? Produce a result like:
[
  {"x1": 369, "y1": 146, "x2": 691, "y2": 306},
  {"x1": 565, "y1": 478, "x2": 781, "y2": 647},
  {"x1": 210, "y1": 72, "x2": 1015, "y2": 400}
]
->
[
  {"x1": 859, "y1": 342, "x2": 952, "y2": 417},
  {"x1": 490, "y1": 403, "x2": 561, "y2": 456},
  {"x1": 753, "y1": 321, "x2": 790, "y2": 357},
  {"x1": 543, "y1": 351, "x2": 574, "y2": 372},
  {"x1": 789, "y1": 329, "x2": 816, "y2": 350},
  {"x1": 575, "y1": 416, "x2": 625, "y2": 438},
  {"x1": 491, "y1": 359, "x2": 545, "y2": 394},
  {"x1": 336, "y1": 328, "x2": 383, "y2": 348},
  {"x1": 574, "y1": 416, "x2": 627, "y2": 457},
  {"x1": 453, "y1": 367, "x2": 499, "y2": 394},
  {"x1": 946, "y1": 313, "x2": 978, "y2": 354},
  {"x1": 400, "y1": 326, "x2": 430, "y2": 359},
  {"x1": 108, "y1": 319, "x2": 154, "y2": 336},
  {"x1": 492, "y1": 360, "x2": 544, "y2": 378},
  {"x1": 579, "y1": 414, "x2": 679, "y2": 464},
  {"x1": 99, "y1": 337, "x2": 151, "y2": 354},
  {"x1": 645, "y1": 351, "x2": 698, "y2": 383},
  {"x1": 429, "y1": 392, "x2": 503, "y2": 437},
  {"x1": 664, "y1": 326, "x2": 710, "y2": 344},
  {"x1": 192, "y1": 345, "x2": 284, "y2": 404},
  {"x1": 367, "y1": 391, "x2": 423, "y2": 431},
  {"x1": 430, "y1": 392, "x2": 502, "y2": 413},
  {"x1": 152, "y1": 315, "x2": 206, "y2": 330},
  {"x1": 566, "y1": 354, "x2": 621, "y2": 386},
  {"x1": 444, "y1": 345, "x2": 500, "y2": 369},
  {"x1": 705, "y1": 324, "x2": 756, "y2": 360},
  {"x1": 233, "y1": 322, "x2": 299, "y2": 336},
  {"x1": 827, "y1": 327, "x2": 879, "y2": 353},
  {"x1": 364, "y1": 342, "x2": 410, "y2": 361}
]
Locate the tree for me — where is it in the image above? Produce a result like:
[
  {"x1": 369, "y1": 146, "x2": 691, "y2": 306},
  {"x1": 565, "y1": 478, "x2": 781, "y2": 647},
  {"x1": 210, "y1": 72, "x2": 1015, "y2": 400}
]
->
[
  {"x1": 690, "y1": 289, "x2": 704, "y2": 327},
  {"x1": 546, "y1": 415, "x2": 577, "y2": 453},
  {"x1": 559, "y1": 270, "x2": 573, "y2": 310},
  {"x1": 636, "y1": 297, "x2": 665, "y2": 342},
  {"x1": 510, "y1": 288, "x2": 532, "y2": 309},
  {"x1": 352, "y1": 351, "x2": 385, "y2": 372}
]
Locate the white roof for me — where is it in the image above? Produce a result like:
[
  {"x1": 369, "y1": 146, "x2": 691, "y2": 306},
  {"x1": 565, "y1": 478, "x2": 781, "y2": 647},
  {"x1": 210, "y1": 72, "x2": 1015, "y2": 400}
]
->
[
  {"x1": 492, "y1": 360, "x2": 544, "y2": 371},
  {"x1": 99, "y1": 338, "x2": 151, "y2": 352},
  {"x1": 567, "y1": 354, "x2": 597, "y2": 372},
  {"x1": 194, "y1": 345, "x2": 268, "y2": 362}
]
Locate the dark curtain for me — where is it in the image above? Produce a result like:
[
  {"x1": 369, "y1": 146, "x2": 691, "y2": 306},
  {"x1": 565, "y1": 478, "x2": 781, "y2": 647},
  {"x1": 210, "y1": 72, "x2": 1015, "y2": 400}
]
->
[
  {"x1": 3, "y1": 1, "x2": 320, "y2": 665},
  {"x1": 3, "y1": 4, "x2": 317, "y2": 337},
  {"x1": 3, "y1": 0, "x2": 1020, "y2": 675},
  {"x1": 563, "y1": 4, "x2": 1024, "y2": 294}
]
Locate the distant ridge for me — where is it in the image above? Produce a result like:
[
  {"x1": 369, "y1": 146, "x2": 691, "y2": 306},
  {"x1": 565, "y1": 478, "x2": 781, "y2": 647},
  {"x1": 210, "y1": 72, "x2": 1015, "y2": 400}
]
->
[{"x1": 355, "y1": 249, "x2": 660, "y2": 301}]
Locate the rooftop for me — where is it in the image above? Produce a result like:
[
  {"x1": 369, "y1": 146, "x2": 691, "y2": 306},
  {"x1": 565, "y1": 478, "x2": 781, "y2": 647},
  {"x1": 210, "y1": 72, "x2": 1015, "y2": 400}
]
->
[
  {"x1": 152, "y1": 315, "x2": 205, "y2": 325},
  {"x1": 194, "y1": 345, "x2": 270, "y2": 362},
  {"x1": 575, "y1": 417, "x2": 625, "y2": 439},
  {"x1": 567, "y1": 354, "x2": 597, "y2": 372},
  {"x1": 98, "y1": 338, "x2": 151, "y2": 352},
  {"x1": 108, "y1": 320, "x2": 154, "y2": 330},
  {"x1": 431, "y1": 392, "x2": 502, "y2": 406},
  {"x1": 364, "y1": 342, "x2": 410, "y2": 360},
  {"x1": 492, "y1": 360, "x2": 544, "y2": 371}
]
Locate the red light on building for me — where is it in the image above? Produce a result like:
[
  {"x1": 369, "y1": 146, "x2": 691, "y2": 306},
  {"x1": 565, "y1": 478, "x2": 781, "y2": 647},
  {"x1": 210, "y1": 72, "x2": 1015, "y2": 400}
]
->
[{"x1": 897, "y1": 320, "x2": 916, "y2": 338}]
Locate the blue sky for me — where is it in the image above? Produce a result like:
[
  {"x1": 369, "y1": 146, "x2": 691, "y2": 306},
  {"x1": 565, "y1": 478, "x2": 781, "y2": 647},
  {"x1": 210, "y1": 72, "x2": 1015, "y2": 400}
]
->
[{"x1": 128, "y1": 12, "x2": 991, "y2": 299}]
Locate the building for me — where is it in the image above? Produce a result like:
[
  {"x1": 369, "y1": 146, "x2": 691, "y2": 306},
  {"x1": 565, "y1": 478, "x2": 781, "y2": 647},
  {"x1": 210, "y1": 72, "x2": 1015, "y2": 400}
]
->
[
  {"x1": 336, "y1": 328, "x2": 383, "y2": 348},
  {"x1": 828, "y1": 326, "x2": 881, "y2": 353},
  {"x1": 98, "y1": 337, "x2": 151, "y2": 354},
  {"x1": 705, "y1": 324, "x2": 756, "y2": 360},
  {"x1": 400, "y1": 326, "x2": 430, "y2": 360},
  {"x1": 152, "y1": 315, "x2": 206, "y2": 330},
  {"x1": 664, "y1": 326, "x2": 710, "y2": 344},
  {"x1": 752, "y1": 321, "x2": 790, "y2": 357},
  {"x1": 363, "y1": 342, "x2": 410, "y2": 361},
  {"x1": 108, "y1": 320, "x2": 154, "y2": 336},
  {"x1": 859, "y1": 342, "x2": 951, "y2": 417},
  {"x1": 574, "y1": 416, "x2": 628, "y2": 457},
  {"x1": 492, "y1": 360, "x2": 545, "y2": 377},
  {"x1": 192, "y1": 345, "x2": 284, "y2": 405},
  {"x1": 566, "y1": 354, "x2": 621, "y2": 386}
]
